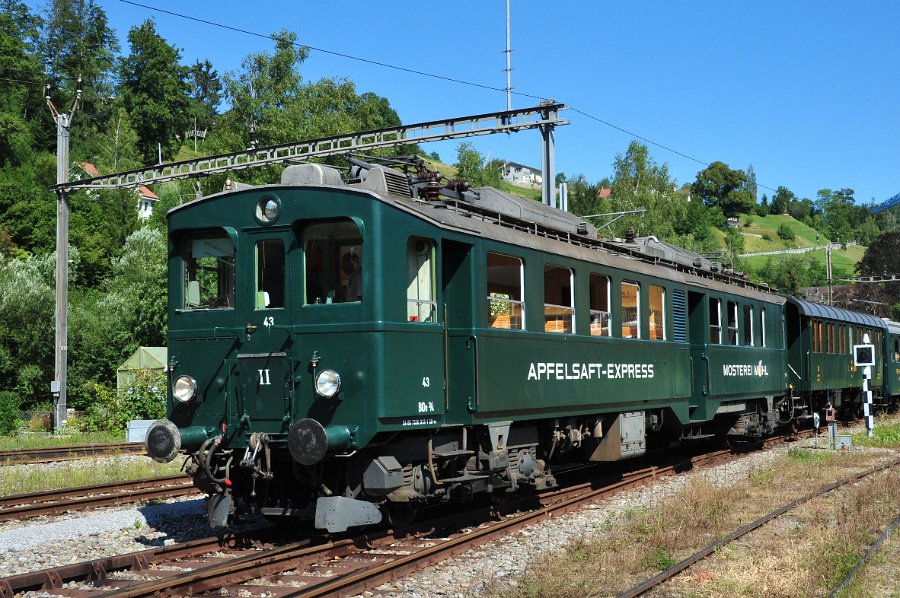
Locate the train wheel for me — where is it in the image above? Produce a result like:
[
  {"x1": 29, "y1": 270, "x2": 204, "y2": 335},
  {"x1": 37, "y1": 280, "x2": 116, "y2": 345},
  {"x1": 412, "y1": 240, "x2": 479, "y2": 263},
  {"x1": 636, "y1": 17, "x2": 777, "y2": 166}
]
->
[{"x1": 384, "y1": 501, "x2": 420, "y2": 529}]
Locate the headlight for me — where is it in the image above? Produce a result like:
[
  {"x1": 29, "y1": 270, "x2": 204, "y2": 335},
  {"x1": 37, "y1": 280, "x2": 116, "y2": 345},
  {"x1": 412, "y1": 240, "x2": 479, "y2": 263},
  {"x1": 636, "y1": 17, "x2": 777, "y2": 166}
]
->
[
  {"x1": 173, "y1": 375, "x2": 197, "y2": 402},
  {"x1": 255, "y1": 196, "x2": 280, "y2": 224},
  {"x1": 315, "y1": 370, "x2": 341, "y2": 398}
]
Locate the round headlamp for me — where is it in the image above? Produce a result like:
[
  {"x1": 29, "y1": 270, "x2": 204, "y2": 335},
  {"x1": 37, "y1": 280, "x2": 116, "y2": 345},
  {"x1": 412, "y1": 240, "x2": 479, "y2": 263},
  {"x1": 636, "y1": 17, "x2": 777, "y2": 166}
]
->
[
  {"x1": 255, "y1": 195, "x2": 281, "y2": 224},
  {"x1": 315, "y1": 369, "x2": 341, "y2": 398},
  {"x1": 173, "y1": 375, "x2": 197, "y2": 403}
]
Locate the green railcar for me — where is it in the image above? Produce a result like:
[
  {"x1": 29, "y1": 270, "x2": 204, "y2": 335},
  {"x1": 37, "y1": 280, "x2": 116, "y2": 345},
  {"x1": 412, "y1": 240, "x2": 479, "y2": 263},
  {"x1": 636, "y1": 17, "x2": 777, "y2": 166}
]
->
[
  {"x1": 784, "y1": 298, "x2": 889, "y2": 417},
  {"x1": 883, "y1": 320, "x2": 900, "y2": 404},
  {"x1": 146, "y1": 161, "x2": 790, "y2": 532}
]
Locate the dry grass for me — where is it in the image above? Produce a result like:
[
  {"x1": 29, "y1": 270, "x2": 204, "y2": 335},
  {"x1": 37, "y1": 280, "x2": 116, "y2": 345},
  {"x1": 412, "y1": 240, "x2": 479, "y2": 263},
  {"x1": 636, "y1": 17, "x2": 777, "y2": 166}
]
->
[
  {"x1": 0, "y1": 456, "x2": 184, "y2": 496},
  {"x1": 483, "y1": 449, "x2": 899, "y2": 598}
]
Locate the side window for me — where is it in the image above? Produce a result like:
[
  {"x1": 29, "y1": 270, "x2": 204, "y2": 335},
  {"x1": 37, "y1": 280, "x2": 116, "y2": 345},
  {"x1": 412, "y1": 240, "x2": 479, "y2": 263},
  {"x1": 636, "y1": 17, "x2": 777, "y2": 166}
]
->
[
  {"x1": 544, "y1": 264, "x2": 574, "y2": 333},
  {"x1": 743, "y1": 305, "x2": 753, "y2": 346},
  {"x1": 621, "y1": 280, "x2": 640, "y2": 339},
  {"x1": 760, "y1": 307, "x2": 766, "y2": 347},
  {"x1": 255, "y1": 239, "x2": 285, "y2": 309},
  {"x1": 487, "y1": 252, "x2": 524, "y2": 329},
  {"x1": 894, "y1": 338, "x2": 899, "y2": 362},
  {"x1": 589, "y1": 273, "x2": 610, "y2": 337},
  {"x1": 182, "y1": 231, "x2": 235, "y2": 310},
  {"x1": 727, "y1": 301, "x2": 738, "y2": 345},
  {"x1": 709, "y1": 298, "x2": 721, "y2": 344},
  {"x1": 648, "y1": 285, "x2": 665, "y2": 340},
  {"x1": 303, "y1": 218, "x2": 363, "y2": 304},
  {"x1": 407, "y1": 238, "x2": 436, "y2": 322}
]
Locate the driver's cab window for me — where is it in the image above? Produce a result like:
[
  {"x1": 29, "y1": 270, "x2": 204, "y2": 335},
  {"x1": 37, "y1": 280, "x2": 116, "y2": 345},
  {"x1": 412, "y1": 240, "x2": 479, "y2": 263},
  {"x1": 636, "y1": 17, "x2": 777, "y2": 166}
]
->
[
  {"x1": 407, "y1": 238, "x2": 436, "y2": 322},
  {"x1": 303, "y1": 219, "x2": 363, "y2": 304},
  {"x1": 182, "y1": 231, "x2": 235, "y2": 310}
]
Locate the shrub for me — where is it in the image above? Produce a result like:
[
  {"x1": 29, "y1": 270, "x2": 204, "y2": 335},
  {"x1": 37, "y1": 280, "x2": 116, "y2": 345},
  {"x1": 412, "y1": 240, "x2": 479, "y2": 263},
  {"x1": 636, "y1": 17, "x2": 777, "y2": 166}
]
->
[
  {"x1": 761, "y1": 233, "x2": 772, "y2": 242},
  {"x1": 743, "y1": 215, "x2": 754, "y2": 228},
  {"x1": 77, "y1": 370, "x2": 166, "y2": 433},
  {"x1": 777, "y1": 223, "x2": 795, "y2": 241},
  {"x1": 0, "y1": 391, "x2": 22, "y2": 435}
]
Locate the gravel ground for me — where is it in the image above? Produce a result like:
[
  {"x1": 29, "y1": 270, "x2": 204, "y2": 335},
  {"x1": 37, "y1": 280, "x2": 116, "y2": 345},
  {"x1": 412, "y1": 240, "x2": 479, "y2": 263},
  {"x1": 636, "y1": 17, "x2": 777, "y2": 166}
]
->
[{"x1": 0, "y1": 428, "x2": 895, "y2": 597}]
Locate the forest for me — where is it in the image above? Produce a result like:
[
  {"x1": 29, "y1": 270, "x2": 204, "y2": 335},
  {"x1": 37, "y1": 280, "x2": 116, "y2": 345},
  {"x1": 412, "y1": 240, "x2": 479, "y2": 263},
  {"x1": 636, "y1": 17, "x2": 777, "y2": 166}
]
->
[{"x1": 1, "y1": 0, "x2": 898, "y2": 429}]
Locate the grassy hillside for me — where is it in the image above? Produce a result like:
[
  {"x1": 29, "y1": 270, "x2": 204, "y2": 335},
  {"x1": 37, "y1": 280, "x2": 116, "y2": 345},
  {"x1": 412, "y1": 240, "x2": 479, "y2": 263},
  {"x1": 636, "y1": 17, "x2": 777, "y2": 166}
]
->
[
  {"x1": 739, "y1": 214, "x2": 824, "y2": 252},
  {"x1": 742, "y1": 245, "x2": 864, "y2": 280}
]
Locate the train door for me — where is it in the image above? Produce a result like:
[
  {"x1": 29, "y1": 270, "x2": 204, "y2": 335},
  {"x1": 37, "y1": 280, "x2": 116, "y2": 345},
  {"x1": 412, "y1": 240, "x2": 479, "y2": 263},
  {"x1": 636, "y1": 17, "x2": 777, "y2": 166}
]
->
[
  {"x1": 687, "y1": 291, "x2": 710, "y2": 422},
  {"x1": 441, "y1": 239, "x2": 477, "y2": 424},
  {"x1": 228, "y1": 229, "x2": 297, "y2": 435}
]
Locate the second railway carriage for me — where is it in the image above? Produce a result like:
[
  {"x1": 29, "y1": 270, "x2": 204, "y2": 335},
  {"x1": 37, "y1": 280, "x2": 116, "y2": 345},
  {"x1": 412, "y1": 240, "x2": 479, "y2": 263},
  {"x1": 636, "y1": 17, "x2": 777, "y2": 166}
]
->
[
  {"x1": 784, "y1": 298, "x2": 889, "y2": 418},
  {"x1": 146, "y1": 159, "x2": 797, "y2": 532},
  {"x1": 883, "y1": 320, "x2": 900, "y2": 407}
]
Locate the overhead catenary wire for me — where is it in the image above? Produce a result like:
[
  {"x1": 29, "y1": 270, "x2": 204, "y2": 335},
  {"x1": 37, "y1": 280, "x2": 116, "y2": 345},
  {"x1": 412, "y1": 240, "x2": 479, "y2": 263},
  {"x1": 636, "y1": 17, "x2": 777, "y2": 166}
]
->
[{"x1": 115, "y1": 0, "x2": 777, "y2": 191}]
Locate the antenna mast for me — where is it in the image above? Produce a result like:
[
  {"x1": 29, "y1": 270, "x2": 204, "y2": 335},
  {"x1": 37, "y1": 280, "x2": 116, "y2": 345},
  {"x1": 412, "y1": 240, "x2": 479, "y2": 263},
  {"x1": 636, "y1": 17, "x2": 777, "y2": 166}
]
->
[{"x1": 505, "y1": 0, "x2": 512, "y2": 110}]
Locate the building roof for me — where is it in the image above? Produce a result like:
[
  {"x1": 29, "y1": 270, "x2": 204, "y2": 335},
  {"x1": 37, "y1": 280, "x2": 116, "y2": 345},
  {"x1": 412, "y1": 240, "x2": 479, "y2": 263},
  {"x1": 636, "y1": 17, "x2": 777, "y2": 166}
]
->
[
  {"x1": 139, "y1": 186, "x2": 159, "y2": 200},
  {"x1": 598, "y1": 187, "x2": 612, "y2": 199}
]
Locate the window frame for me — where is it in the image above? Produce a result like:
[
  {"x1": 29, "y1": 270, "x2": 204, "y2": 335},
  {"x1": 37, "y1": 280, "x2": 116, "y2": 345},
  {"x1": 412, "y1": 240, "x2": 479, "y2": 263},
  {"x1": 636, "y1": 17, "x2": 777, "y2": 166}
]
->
[
  {"x1": 621, "y1": 280, "x2": 641, "y2": 339},
  {"x1": 589, "y1": 273, "x2": 611, "y2": 337},
  {"x1": 487, "y1": 251, "x2": 525, "y2": 330},
  {"x1": 406, "y1": 237, "x2": 437, "y2": 323},
  {"x1": 180, "y1": 229, "x2": 236, "y2": 311},
  {"x1": 543, "y1": 263, "x2": 574, "y2": 334},
  {"x1": 301, "y1": 218, "x2": 365, "y2": 306},
  {"x1": 648, "y1": 284, "x2": 666, "y2": 341},
  {"x1": 709, "y1": 297, "x2": 722, "y2": 344}
]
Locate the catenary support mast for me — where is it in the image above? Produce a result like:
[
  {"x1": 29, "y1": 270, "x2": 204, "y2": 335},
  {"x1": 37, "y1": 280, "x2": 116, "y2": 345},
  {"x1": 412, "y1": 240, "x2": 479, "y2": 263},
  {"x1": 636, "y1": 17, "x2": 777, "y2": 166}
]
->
[{"x1": 47, "y1": 83, "x2": 80, "y2": 432}]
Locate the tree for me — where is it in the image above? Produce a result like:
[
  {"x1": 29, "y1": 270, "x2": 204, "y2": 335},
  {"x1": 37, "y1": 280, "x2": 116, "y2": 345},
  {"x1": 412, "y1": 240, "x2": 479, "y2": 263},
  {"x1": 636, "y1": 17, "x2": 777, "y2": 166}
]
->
[
  {"x1": 186, "y1": 59, "x2": 222, "y2": 134},
  {"x1": 454, "y1": 142, "x2": 486, "y2": 185},
  {"x1": 857, "y1": 231, "x2": 900, "y2": 297},
  {"x1": 0, "y1": 2, "x2": 45, "y2": 165},
  {"x1": 770, "y1": 186, "x2": 794, "y2": 215},
  {"x1": 212, "y1": 31, "x2": 403, "y2": 163},
  {"x1": 119, "y1": 18, "x2": 190, "y2": 163},
  {"x1": 745, "y1": 163, "x2": 758, "y2": 203},
  {"x1": 40, "y1": 0, "x2": 119, "y2": 156},
  {"x1": 691, "y1": 161, "x2": 753, "y2": 217},
  {"x1": 608, "y1": 140, "x2": 686, "y2": 240}
]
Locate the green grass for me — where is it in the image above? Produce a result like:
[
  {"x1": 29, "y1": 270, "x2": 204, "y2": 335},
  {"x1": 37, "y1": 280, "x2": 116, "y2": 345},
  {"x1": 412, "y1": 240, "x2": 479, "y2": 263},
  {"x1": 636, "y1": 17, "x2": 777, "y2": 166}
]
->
[
  {"x1": 740, "y1": 214, "x2": 825, "y2": 253},
  {"x1": 853, "y1": 421, "x2": 900, "y2": 449},
  {"x1": 0, "y1": 456, "x2": 183, "y2": 496},
  {"x1": 0, "y1": 430, "x2": 125, "y2": 451},
  {"x1": 742, "y1": 245, "x2": 865, "y2": 280}
]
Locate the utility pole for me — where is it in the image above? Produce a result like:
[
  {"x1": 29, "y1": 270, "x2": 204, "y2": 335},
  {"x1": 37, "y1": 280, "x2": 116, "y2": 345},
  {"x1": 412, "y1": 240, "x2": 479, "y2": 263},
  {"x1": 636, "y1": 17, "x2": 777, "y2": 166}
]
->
[{"x1": 47, "y1": 81, "x2": 80, "y2": 432}]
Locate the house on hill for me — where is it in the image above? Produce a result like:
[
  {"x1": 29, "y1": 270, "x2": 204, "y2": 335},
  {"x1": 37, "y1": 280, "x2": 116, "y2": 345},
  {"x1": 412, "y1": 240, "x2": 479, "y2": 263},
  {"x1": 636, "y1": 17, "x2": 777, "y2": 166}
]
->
[
  {"x1": 501, "y1": 162, "x2": 543, "y2": 186},
  {"x1": 76, "y1": 162, "x2": 160, "y2": 220}
]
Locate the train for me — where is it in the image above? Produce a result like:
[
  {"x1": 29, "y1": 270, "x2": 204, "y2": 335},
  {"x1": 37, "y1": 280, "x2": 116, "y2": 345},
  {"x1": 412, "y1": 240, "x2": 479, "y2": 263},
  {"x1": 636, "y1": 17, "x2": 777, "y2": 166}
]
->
[{"x1": 145, "y1": 156, "x2": 900, "y2": 532}]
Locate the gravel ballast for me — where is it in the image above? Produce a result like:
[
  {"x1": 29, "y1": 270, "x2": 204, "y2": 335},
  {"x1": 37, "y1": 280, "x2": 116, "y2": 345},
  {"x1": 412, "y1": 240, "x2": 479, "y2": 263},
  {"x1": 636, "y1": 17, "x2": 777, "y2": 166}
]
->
[{"x1": 0, "y1": 430, "x2": 896, "y2": 596}]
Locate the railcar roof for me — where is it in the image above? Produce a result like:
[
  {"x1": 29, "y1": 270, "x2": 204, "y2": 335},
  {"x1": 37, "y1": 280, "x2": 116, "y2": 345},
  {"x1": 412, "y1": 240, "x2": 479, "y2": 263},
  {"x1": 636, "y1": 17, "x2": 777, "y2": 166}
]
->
[{"x1": 786, "y1": 297, "x2": 887, "y2": 329}]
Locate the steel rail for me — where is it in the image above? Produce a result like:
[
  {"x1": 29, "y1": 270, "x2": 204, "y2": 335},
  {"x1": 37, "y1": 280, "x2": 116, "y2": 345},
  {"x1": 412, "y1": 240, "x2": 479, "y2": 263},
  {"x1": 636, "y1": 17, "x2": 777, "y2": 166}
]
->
[
  {"x1": 0, "y1": 431, "x2": 824, "y2": 597},
  {"x1": 0, "y1": 475, "x2": 195, "y2": 522},
  {"x1": 0, "y1": 442, "x2": 145, "y2": 465},
  {"x1": 286, "y1": 450, "x2": 738, "y2": 598},
  {"x1": 615, "y1": 456, "x2": 900, "y2": 598},
  {"x1": 828, "y1": 513, "x2": 900, "y2": 597}
]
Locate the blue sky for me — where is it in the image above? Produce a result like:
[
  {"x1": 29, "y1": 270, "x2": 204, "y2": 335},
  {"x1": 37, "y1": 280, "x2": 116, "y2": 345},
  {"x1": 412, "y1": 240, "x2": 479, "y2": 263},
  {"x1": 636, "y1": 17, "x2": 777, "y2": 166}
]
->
[{"x1": 62, "y1": 1, "x2": 900, "y2": 205}]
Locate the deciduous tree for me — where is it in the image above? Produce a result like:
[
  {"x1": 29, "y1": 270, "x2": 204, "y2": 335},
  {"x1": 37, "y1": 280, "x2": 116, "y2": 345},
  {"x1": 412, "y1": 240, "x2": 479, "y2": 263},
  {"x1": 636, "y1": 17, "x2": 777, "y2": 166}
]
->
[{"x1": 691, "y1": 161, "x2": 753, "y2": 217}]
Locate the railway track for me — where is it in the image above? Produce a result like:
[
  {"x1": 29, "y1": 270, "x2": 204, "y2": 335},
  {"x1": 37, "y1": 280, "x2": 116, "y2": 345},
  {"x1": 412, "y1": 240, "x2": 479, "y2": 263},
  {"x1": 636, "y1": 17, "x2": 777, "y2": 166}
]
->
[
  {"x1": 0, "y1": 445, "x2": 746, "y2": 597},
  {"x1": 0, "y1": 475, "x2": 196, "y2": 523},
  {"x1": 0, "y1": 442, "x2": 145, "y2": 465},
  {"x1": 617, "y1": 455, "x2": 900, "y2": 597}
]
